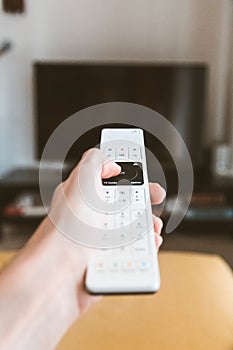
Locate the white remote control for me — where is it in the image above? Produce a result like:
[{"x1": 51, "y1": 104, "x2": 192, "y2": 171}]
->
[{"x1": 85, "y1": 128, "x2": 160, "y2": 294}]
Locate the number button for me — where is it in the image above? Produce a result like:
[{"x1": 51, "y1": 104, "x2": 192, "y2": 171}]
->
[
  {"x1": 115, "y1": 208, "x2": 131, "y2": 228},
  {"x1": 132, "y1": 219, "x2": 147, "y2": 237},
  {"x1": 102, "y1": 213, "x2": 114, "y2": 229},
  {"x1": 132, "y1": 209, "x2": 143, "y2": 220}
]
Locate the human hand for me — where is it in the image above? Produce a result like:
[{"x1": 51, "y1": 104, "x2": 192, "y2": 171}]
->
[
  {"x1": 50, "y1": 148, "x2": 165, "y2": 252},
  {"x1": 46, "y1": 148, "x2": 166, "y2": 312},
  {"x1": 0, "y1": 148, "x2": 166, "y2": 350}
]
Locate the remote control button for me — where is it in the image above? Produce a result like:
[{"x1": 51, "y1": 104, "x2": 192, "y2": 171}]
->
[
  {"x1": 95, "y1": 262, "x2": 105, "y2": 272},
  {"x1": 133, "y1": 220, "x2": 147, "y2": 237},
  {"x1": 124, "y1": 261, "x2": 136, "y2": 271},
  {"x1": 100, "y1": 232, "x2": 110, "y2": 242},
  {"x1": 133, "y1": 235, "x2": 148, "y2": 253},
  {"x1": 103, "y1": 189, "x2": 115, "y2": 203},
  {"x1": 132, "y1": 189, "x2": 145, "y2": 206},
  {"x1": 110, "y1": 261, "x2": 120, "y2": 271},
  {"x1": 117, "y1": 189, "x2": 130, "y2": 205},
  {"x1": 134, "y1": 246, "x2": 147, "y2": 253},
  {"x1": 115, "y1": 208, "x2": 131, "y2": 228},
  {"x1": 131, "y1": 211, "x2": 147, "y2": 234},
  {"x1": 103, "y1": 147, "x2": 115, "y2": 159},
  {"x1": 129, "y1": 145, "x2": 141, "y2": 160},
  {"x1": 116, "y1": 146, "x2": 128, "y2": 159},
  {"x1": 132, "y1": 209, "x2": 143, "y2": 220},
  {"x1": 102, "y1": 213, "x2": 114, "y2": 229},
  {"x1": 117, "y1": 232, "x2": 131, "y2": 244},
  {"x1": 119, "y1": 245, "x2": 132, "y2": 255},
  {"x1": 139, "y1": 260, "x2": 150, "y2": 271}
]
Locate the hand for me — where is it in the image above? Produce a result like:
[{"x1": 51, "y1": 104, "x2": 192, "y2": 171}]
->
[
  {"x1": 49, "y1": 148, "x2": 165, "y2": 251},
  {"x1": 0, "y1": 148, "x2": 166, "y2": 350},
  {"x1": 42, "y1": 148, "x2": 166, "y2": 315}
]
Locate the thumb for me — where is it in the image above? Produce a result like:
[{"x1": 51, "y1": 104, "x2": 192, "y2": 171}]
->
[
  {"x1": 80, "y1": 148, "x2": 121, "y2": 179},
  {"x1": 102, "y1": 161, "x2": 121, "y2": 178}
]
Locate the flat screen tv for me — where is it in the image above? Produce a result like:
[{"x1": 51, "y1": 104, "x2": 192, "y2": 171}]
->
[{"x1": 34, "y1": 62, "x2": 208, "y2": 174}]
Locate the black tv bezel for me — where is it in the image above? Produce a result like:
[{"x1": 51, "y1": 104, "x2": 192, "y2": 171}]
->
[{"x1": 33, "y1": 61, "x2": 209, "y2": 172}]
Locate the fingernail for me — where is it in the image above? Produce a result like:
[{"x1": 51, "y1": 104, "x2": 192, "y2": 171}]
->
[
  {"x1": 157, "y1": 235, "x2": 163, "y2": 246},
  {"x1": 159, "y1": 186, "x2": 166, "y2": 200},
  {"x1": 154, "y1": 217, "x2": 163, "y2": 229}
]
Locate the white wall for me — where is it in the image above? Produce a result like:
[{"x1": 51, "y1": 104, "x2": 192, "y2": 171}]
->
[
  {"x1": 0, "y1": 1, "x2": 37, "y2": 175},
  {"x1": 230, "y1": 17, "x2": 233, "y2": 150},
  {"x1": 0, "y1": 0, "x2": 232, "y2": 176}
]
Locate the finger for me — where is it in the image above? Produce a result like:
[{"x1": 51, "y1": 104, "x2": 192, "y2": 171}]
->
[
  {"x1": 155, "y1": 233, "x2": 163, "y2": 250},
  {"x1": 80, "y1": 148, "x2": 95, "y2": 161},
  {"x1": 78, "y1": 285, "x2": 102, "y2": 313},
  {"x1": 102, "y1": 161, "x2": 121, "y2": 178},
  {"x1": 152, "y1": 214, "x2": 163, "y2": 234},
  {"x1": 149, "y1": 183, "x2": 166, "y2": 205},
  {"x1": 70, "y1": 148, "x2": 102, "y2": 177},
  {"x1": 80, "y1": 148, "x2": 103, "y2": 168},
  {"x1": 77, "y1": 148, "x2": 121, "y2": 179},
  {"x1": 66, "y1": 149, "x2": 104, "y2": 195}
]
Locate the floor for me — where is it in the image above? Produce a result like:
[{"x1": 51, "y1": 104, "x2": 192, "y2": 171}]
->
[{"x1": 0, "y1": 222, "x2": 232, "y2": 268}]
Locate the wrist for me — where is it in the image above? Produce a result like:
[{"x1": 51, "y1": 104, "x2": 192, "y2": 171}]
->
[
  {"x1": 29, "y1": 217, "x2": 90, "y2": 280},
  {"x1": 1, "y1": 218, "x2": 84, "y2": 349}
]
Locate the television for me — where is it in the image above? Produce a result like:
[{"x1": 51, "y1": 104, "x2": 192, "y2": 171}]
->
[{"x1": 34, "y1": 62, "x2": 208, "y2": 175}]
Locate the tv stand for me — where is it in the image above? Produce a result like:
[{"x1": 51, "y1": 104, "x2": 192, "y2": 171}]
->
[{"x1": 0, "y1": 166, "x2": 232, "y2": 239}]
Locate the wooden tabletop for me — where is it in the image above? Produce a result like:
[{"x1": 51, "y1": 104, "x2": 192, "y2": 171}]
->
[
  {"x1": 56, "y1": 252, "x2": 233, "y2": 350},
  {"x1": 0, "y1": 251, "x2": 232, "y2": 350}
]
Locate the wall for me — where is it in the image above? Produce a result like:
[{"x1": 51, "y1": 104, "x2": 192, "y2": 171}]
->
[
  {"x1": 0, "y1": 1, "x2": 36, "y2": 176},
  {"x1": 0, "y1": 0, "x2": 232, "y2": 177},
  {"x1": 230, "y1": 18, "x2": 233, "y2": 150}
]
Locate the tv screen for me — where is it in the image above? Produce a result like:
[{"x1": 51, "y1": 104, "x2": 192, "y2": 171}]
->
[{"x1": 34, "y1": 62, "x2": 207, "y2": 171}]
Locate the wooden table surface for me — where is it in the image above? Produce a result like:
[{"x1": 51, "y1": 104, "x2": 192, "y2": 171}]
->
[
  {"x1": 56, "y1": 252, "x2": 233, "y2": 350},
  {"x1": 0, "y1": 251, "x2": 232, "y2": 350}
]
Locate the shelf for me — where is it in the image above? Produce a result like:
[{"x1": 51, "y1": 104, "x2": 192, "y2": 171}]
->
[{"x1": 0, "y1": 167, "x2": 233, "y2": 235}]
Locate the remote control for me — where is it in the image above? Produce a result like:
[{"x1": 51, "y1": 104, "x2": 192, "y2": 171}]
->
[{"x1": 85, "y1": 128, "x2": 160, "y2": 294}]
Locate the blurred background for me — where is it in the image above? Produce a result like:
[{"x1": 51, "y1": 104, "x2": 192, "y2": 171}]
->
[{"x1": 0, "y1": 0, "x2": 232, "y2": 266}]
